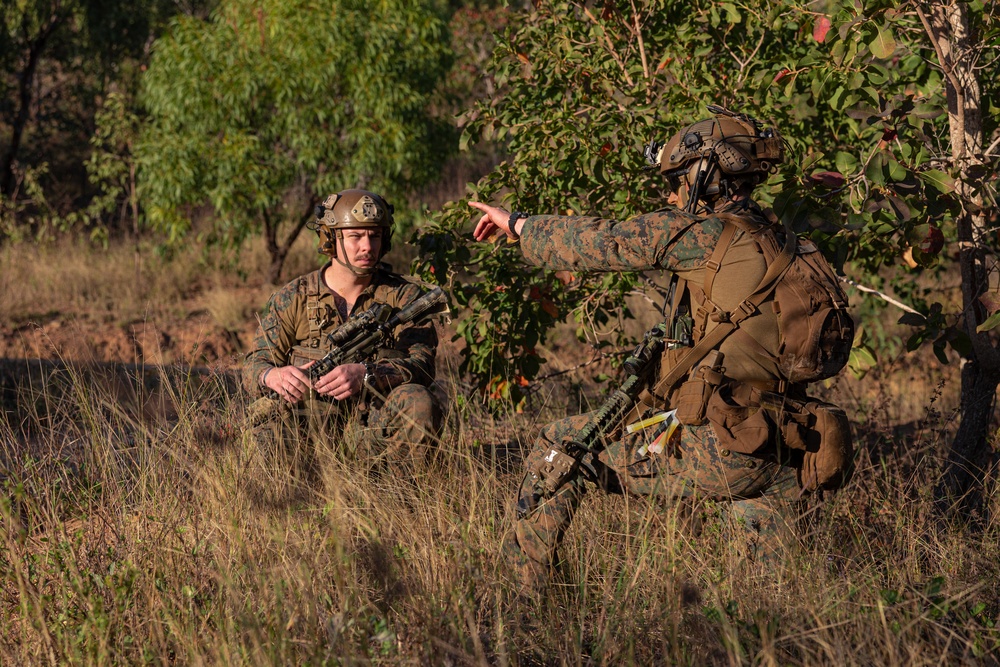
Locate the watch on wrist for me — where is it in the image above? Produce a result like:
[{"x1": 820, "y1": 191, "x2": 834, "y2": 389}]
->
[{"x1": 507, "y1": 211, "x2": 528, "y2": 240}]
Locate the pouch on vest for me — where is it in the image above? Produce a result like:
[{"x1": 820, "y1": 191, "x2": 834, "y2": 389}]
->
[
  {"x1": 704, "y1": 381, "x2": 774, "y2": 456},
  {"x1": 705, "y1": 379, "x2": 853, "y2": 490},
  {"x1": 289, "y1": 345, "x2": 329, "y2": 369},
  {"x1": 790, "y1": 400, "x2": 854, "y2": 492},
  {"x1": 674, "y1": 350, "x2": 725, "y2": 426}
]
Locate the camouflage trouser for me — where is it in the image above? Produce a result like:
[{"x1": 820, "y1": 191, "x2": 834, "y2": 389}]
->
[
  {"x1": 246, "y1": 383, "x2": 442, "y2": 487},
  {"x1": 512, "y1": 407, "x2": 801, "y2": 576}
]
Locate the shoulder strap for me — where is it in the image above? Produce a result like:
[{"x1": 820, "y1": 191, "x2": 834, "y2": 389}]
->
[
  {"x1": 694, "y1": 221, "x2": 739, "y2": 341},
  {"x1": 304, "y1": 270, "x2": 324, "y2": 348},
  {"x1": 651, "y1": 218, "x2": 798, "y2": 398}
]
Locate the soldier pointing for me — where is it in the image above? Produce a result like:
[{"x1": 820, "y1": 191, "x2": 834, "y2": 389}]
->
[{"x1": 471, "y1": 107, "x2": 855, "y2": 586}]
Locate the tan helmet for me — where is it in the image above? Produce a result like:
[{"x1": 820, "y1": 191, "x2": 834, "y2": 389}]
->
[
  {"x1": 648, "y1": 105, "x2": 784, "y2": 212},
  {"x1": 312, "y1": 189, "x2": 394, "y2": 273}
]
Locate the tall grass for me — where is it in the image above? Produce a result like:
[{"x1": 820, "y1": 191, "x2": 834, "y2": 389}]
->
[{"x1": 2, "y1": 358, "x2": 998, "y2": 666}]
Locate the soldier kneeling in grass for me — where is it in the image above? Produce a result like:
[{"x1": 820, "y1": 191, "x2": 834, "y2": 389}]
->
[
  {"x1": 244, "y1": 190, "x2": 443, "y2": 495},
  {"x1": 471, "y1": 107, "x2": 855, "y2": 587}
]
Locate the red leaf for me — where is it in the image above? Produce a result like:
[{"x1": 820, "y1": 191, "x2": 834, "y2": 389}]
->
[
  {"x1": 917, "y1": 225, "x2": 944, "y2": 256},
  {"x1": 541, "y1": 299, "x2": 559, "y2": 318},
  {"x1": 978, "y1": 291, "x2": 1000, "y2": 315},
  {"x1": 554, "y1": 270, "x2": 576, "y2": 285},
  {"x1": 773, "y1": 68, "x2": 791, "y2": 84},
  {"x1": 808, "y1": 171, "x2": 846, "y2": 187},
  {"x1": 813, "y1": 16, "x2": 831, "y2": 43},
  {"x1": 599, "y1": 142, "x2": 612, "y2": 157},
  {"x1": 881, "y1": 127, "x2": 897, "y2": 142}
]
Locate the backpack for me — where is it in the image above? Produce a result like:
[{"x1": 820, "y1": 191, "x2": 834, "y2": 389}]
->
[
  {"x1": 646, "y1": 210, "x2": 855, "y2": 491},
  {"x1": 651, "y1": 210, "x2": 853, "y2": 396}
]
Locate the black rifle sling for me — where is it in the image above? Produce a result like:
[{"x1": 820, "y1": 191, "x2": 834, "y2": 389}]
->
[{"x1": 649, "y1": 216, "x2": 798, "y2": 400}]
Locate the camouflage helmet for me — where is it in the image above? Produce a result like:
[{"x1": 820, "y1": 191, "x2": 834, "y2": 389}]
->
[
  {"x1": 312, "y1": 189, "x2": 394, "y2": 261},
  {"x1": 647, "y1": 105, "x2": 784, "y2": 212}
]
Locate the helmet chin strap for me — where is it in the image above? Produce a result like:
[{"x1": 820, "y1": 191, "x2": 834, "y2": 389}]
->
[
  {"x1": 332, "y1": 231, "x2": 377, "y2": 277},
  {"x1": 684, "y1": 161, "x2": 718, "y2": 214}
]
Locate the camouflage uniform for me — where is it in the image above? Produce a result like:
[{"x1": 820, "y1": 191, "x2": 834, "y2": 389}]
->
[
  {"x1": 244, "y1": 263, "x2": 442, "y2": 479},
  {"x1": 510, "y1": 201, "x2": 802, "y2": 578}
]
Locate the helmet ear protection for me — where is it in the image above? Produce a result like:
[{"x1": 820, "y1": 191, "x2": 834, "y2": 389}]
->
[{"x1": 646, "y1": 105, "x2": 784, "y2": 211}]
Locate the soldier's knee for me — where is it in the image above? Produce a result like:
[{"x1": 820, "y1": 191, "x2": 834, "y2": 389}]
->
[
  {"x1": 384, "y1": 384, "x2": 441, "y2": 427},
  {"x1": 385, "y1": 383, "x2": 434, "y2": 411}
]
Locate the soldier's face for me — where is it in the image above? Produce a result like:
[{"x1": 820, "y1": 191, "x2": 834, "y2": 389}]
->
[{"x1": 340, "y1": 228, "x2": 382, "y2": 268}]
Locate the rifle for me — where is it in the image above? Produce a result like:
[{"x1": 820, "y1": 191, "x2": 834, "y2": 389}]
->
[
  {"x1": 517, "y1": 323, "x2": 667, "y2": 517},
  {"x1": 306, "y1": 287, "x2": 448, "y2": 382}
]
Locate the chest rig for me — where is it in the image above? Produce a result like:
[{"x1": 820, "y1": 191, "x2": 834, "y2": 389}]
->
[{"x1": 302, "y1": 271, "x2": 340, "y2": 350}]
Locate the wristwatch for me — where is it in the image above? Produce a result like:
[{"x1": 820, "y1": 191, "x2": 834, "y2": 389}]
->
[{"x1": 507, "y1": 211, "x2": 528, "y2": 240}]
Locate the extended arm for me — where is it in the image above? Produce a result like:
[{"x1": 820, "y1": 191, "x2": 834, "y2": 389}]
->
[{"x1": 470, "y1": 201, "x2": 724, "y2": 273}]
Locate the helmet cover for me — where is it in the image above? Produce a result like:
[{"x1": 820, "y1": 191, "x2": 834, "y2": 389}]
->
[
  {"x1": 312, "y1": 189, "x2": 394, "y2": 261},
  {"x1": 650, "y1": 106, "x2": 784, "y2": 209}
]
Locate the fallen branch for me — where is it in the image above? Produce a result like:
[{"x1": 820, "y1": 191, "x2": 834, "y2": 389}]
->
[{"x1": 839, "y1": 275, "x2": 922, "y2": 316}]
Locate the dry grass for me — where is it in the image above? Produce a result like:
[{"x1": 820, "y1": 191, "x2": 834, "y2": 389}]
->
[
  {"x1": 1, "y1": 235, "x2": 995, "y2": 664},
  {"x1": 0, "y1": 232, "x2": 326, "y2": 328},
  {"x1": 1, "y1": 359, "x2": 998, "y2": 666}
]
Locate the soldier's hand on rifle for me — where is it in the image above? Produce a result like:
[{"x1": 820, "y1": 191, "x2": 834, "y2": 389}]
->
[
  {"x1": 470, "y1": 201, "x2": 525, "y2": 242},
  {"x1": 313, "y1": 363, "x2": 366, "y2": 401},
  {"x1": 264, "y1": 364, "x2": 313, "y2": 403}
]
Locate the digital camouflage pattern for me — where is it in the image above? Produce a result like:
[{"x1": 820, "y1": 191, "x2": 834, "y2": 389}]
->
[
  {"x1": 510, "y1": 201, "x2": 804, "y2": 581},
  {"x1": 244, "y1": 263, "x2": 442, "y2": 481},
  {"x1": 512, "y1": 407, "x2": 801, "y2": 580},
  {"x1": 247, "y1": 383, "x2": 442, "y2": 487},
  {"x1": 521, "y1": 200, "x2": 784, "y2": 383},
  {"x1": 244, "y1": 263, "x2": 436, "y2": 393}
]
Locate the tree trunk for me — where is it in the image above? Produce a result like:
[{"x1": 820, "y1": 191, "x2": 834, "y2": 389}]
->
[
  {"x1": 1, "y1": 9, "x2": 64, "y2": 198},
  {"x1": 920, "y1": 2, "x2": 1000, "y2": 506},
  {"x1": 261, "y1": 200, "x2": 317, "y2": 285}
]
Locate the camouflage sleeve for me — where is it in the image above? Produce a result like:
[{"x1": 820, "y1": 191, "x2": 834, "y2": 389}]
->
[
  {"x1": 519, "y1": 209, "x2": 726, "y2": 272},
  {"x1": 242, "y1": 281, "x2": 303, "y2": 392},
  {"x1": 372, "y1": 283, "x2": 438, "y2": 391}
]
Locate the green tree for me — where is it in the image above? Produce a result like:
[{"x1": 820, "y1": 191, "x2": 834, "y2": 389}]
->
[
  {"x1": 0, "y1": 0, "x2": 198, "y2": 231},
  {"x1": 137, "y1": 0, "x2": 452, "y2": 284},
  {"x1": 415, "y1": 0, "x2": 999, "y2": 500}
]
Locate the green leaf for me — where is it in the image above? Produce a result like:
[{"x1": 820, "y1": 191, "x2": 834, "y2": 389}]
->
[
  {"x1": 933, "y1": 340, "x2": 949, "y2": 364},
  {"x1": 836, "y1": 152, "x2": 859, "y2": 175},
  {"x1": 887, "y1": 157, "x2": 907, "y2": 182},
  {"x1": 848, "y1": 345, "x2": 877, "y2": 379},
  {"x1": 919, "y1": 170, "x2": 955, "y2": 193},
  {"x1": 866, "y1": 152, "x2": 887, "y2": 185},
  {"x1": 977, "y1": 312, "x2": 1000, "y2": 333},
  {"x1": 870, "y1": 26, "x2": 896, "y2": 59}
]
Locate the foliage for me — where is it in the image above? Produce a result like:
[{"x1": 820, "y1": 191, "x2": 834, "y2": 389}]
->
[
  {"x1": 0, "y1": 0, "x2": 194, "y2": 231},
  {"x1": 137, "y1": 0, "x2": 453, "y2": 283},
  {"x1": 77, "y1": 92, "x2": 142, "y2": 245},
  {"x1": 414, "y1": 0, "x2": 1000, "y2": 400}
]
